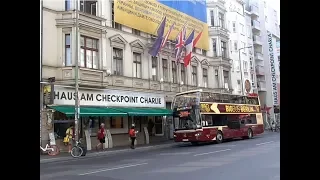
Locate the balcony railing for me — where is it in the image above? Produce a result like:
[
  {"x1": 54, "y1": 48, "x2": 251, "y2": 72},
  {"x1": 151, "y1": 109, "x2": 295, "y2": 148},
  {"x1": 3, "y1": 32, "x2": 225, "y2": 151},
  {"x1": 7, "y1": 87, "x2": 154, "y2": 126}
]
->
[
  {"x1": 252, "y1": 20, "x2": 260, "y2": 31},
  {"x1": 257, "y1": 81, "x2": 266, "y2": 91},
  {"x1": 253, "y1": 35, "x2": 262, "y2": 45},
  {"x1": 250, "y1": 5, "x2": 259, "y2": 16},
  {"x1": 256, "y1": 65, "x2": 265, "y2": 75},
  {"x1": 254, "y1": 52, "x2": 263, "y2": 61}
]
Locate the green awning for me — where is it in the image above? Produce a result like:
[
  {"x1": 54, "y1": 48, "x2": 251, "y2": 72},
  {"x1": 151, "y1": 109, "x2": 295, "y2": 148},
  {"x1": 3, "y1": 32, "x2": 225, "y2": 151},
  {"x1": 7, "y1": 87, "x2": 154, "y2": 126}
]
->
[
  {"x1": 111, "y1": 107, "x2": 172, "y2": 116},
  {"x1": 48, "y1": 106, "x2": 126, "y2": 117}
]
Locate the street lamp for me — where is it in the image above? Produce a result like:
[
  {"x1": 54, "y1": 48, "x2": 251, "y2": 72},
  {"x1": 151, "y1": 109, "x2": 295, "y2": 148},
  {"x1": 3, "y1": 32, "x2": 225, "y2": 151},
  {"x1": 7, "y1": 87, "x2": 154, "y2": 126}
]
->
[{"x1": 238, "y1": 46, "x2": 252, "y2": 95}]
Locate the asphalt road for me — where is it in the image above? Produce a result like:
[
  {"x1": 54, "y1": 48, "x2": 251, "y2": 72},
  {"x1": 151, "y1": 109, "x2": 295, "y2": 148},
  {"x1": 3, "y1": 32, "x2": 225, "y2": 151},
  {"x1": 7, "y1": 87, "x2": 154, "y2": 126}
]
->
[{"x1": 40, "y1": 132, "x2": 280, "y2": 180}]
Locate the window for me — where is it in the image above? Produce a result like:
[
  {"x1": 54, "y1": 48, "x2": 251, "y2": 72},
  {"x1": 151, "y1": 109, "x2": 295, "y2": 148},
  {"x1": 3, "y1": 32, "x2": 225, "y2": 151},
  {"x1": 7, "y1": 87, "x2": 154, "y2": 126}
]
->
[
  {"x1": 202, "y1": 49, "x2": 207, "y2": 56},
  {"x1": 212, "y1": 39, "x2": 217, "y2": 57},
  {"x1": 65, "y1": 0, "x2": 71, "y2": 11},
  {"x1": 221, "y1": 41, "x2": 227, "y2": 58},
  {"x1": 112, "y1": 2, "x2": 122, "y2": 30},
  {"x1": 237, "y1": 80, "x2": 241, "y2": 91},
  {"x1": 110, "y1": 117, "x2": 124, "y2": 129},
  {"x1": 151, "y1": 57, "x2": 158, "y2": 81},
  {"x1": 172, "y1": 61, "x2": 177, "y2": 83},
  {"x1": 203, "y1": 68, "x2": 208, "y2": 88},
  {"x1": 132, "y1": 28, "x2": 140, "y2": 36},
  {"x1": 241, "y1": 42, "x2": 246, "y2": 53},
  {"x1": 234, "y1": 41, "x2": 238, "y2": 51},
  {"x1": 248, "y1": 45, "x2": 252, "y2": 54},
  {"x1": 247, "y1": 25, "x2": 251, "y2": 38},
  {"x1": 232, "y1": 22, "x2": 236, "y2": 33},
  {"x1": 251, "y1": 74, "x2": 255, "y2": 85},
  {"x1": 235, "y1": 61, "x2": 240, "y2": 71},
  {"x1": 219, "y1": 13, "x2": 225, "y2": 28},
  {"x1": 210, "y1": 10, "x2": 215, "y2": 26},
  {"x1": 240, "y1": 23, "x2": 244, "y2": 35},
  {"x1": 65, "y1": 34, "x2": 71, "y2": 66},
  {"x1": 133, "y1": 53, "x2": 142, "y2": 78},
  {"x1": 80, "y1": 0, "x2": 97, "y2": 16},
  {"x1": 264, "y1": 1, "x2": 267, "y2": 8},
  {"x1": 181, "y1": 63, "x2": 185, "y2": 84},
  {"x1": 244, "y1": 61, "x2": 248, "y2": 72},
  {"x1": 80, "y1": 36, "x2": 99, "y2": 69},
  {"x1": 265, "y1": 16, "x2": 268, "y2": 22},
  {"x1": 223, "y1": 71, "x2": 229, "y2": 87},
  {"x1": 162, "y1": 59, "x2": 168, "y2": 81},
  {"x1": 192, "y1": 66, "x2": 197, "y2": 86},
  {"x1": 113, "y1": 48, "x2": 123, "y2": 75}
]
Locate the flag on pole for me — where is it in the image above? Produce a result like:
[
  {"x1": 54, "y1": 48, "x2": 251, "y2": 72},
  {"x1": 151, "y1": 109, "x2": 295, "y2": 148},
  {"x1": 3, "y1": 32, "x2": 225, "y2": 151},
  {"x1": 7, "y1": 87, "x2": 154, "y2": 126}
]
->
[
  {"x1": 160, "y1": 23, "x2": 175, "y2": 50},
  {"x1": 183, "y1": 31, "x2": 203, "y2": 67},
  {"x1": 174, "y1": 24, "x2": 187, "y2": 63},
  {"x1": 193, "y1": 31, "x2": 202, "y2": 47},
  {"x1": 183, "y1": 30, "x2": 195, "y2": 67},
  {"x1": 148, "y1": 17, "x2": 166, "y2": 57}
]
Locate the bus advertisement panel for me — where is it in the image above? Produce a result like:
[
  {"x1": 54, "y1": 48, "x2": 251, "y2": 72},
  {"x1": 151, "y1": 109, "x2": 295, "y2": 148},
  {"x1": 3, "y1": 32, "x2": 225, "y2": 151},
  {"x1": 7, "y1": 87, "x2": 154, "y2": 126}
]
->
[
  {"x1": 114, "y1": 0, "x2": 209, "y2": 50},
  {"x1": 172, "y1": 90, "x2": 264, "y2": 145}
]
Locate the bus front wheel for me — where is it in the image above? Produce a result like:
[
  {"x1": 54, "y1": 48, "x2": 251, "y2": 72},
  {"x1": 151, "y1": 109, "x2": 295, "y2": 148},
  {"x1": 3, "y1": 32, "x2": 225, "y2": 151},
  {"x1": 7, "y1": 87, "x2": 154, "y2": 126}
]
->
[{"x1": 216, "y1": 131, "x2": 223, "y2": 144}]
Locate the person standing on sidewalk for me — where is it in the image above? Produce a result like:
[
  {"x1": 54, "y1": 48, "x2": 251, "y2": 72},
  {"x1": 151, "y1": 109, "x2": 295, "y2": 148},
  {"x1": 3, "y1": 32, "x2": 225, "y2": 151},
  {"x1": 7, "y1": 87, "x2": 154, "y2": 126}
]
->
[
  {"x1": 65, "y1": 124, "x2": 74, "y2": 153},
  {"x1": 96, "y1": 123, "x2": 106, "y2": 151},
  {"x1": 129, "y1": 125, "x2": 137, "y2": 149}
]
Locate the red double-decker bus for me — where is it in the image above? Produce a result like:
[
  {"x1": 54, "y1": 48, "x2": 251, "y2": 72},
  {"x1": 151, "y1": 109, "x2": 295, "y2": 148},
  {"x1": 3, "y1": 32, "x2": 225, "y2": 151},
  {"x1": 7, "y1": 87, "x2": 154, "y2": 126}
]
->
[{"x1": 172, "y1": 89, "x2": 264, "y2": 145}]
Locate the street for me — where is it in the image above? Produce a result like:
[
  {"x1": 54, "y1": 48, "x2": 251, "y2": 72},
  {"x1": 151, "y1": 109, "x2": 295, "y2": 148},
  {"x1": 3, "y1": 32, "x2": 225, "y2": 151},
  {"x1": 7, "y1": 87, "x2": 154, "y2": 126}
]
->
[{"x1": 40, "y1": 132, "x2": 280, "y2": 180}]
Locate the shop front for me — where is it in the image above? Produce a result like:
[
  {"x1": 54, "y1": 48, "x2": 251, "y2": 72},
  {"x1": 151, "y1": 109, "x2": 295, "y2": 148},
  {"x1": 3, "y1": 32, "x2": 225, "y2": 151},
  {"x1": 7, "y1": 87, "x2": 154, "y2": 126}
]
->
[{"x1": 47, "y1": 86, "x2": 172, "y2": 151}]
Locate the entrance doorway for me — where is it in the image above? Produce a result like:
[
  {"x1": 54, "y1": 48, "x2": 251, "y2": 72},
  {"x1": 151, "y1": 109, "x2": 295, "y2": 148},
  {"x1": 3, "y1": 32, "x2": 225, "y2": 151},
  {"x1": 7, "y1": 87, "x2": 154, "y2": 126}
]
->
[{"x1": 154, "y1": 117, "x2": 163, "y2": 136}]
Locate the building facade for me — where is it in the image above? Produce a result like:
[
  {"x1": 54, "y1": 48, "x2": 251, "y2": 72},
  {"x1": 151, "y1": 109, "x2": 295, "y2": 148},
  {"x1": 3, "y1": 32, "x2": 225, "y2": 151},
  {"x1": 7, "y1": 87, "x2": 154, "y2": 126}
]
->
[
  {"x1": 225, "y1": 0, "x2": 255, "y2": 95},
  {"x1": 245, "y1": 0, "x2": 280, "y2": 121},
  {"x1": 41, "y1": 0, "x2": 231, "y2": 150}
]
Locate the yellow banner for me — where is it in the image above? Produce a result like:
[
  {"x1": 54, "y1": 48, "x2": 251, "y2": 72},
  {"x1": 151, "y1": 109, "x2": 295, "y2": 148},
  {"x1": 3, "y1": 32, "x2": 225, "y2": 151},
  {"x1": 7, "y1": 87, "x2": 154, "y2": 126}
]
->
[{"x1": 114, "y1": 0, "x2": 209, "y2": 50}]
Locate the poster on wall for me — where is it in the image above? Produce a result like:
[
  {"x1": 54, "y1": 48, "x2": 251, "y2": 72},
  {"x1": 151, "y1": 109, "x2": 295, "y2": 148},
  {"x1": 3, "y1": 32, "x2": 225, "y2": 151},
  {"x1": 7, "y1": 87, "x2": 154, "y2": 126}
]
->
[{"x1": 114, "y1": 0, "x2": 209, "y2": 50}]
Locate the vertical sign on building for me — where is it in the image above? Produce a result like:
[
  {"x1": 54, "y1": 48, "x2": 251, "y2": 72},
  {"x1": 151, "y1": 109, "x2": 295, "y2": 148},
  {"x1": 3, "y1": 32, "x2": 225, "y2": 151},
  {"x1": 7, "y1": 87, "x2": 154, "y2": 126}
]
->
[{"x1": 267, "y1": 32, "x2": 279, "y2": 107}]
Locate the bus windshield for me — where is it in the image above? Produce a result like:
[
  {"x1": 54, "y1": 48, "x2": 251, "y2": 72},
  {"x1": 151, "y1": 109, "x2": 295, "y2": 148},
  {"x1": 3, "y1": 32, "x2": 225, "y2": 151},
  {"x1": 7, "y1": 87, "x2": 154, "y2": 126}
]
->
[
  {"x1": 172, "y1": 92, "x2": 200, "y2": 109},
  {"x1": 172, "y1": 92, "x2": 201, "y2": 130}
]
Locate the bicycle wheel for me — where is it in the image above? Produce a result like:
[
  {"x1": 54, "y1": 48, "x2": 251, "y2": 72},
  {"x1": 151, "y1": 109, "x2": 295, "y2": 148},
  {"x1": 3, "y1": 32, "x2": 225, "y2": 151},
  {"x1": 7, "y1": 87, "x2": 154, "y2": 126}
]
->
[
  {"x1": 71, "y1": 146, "x2": 83, "y2": 158},
  {"x1": 48, "y1": 145, "x2": 60, "y2": 156}
]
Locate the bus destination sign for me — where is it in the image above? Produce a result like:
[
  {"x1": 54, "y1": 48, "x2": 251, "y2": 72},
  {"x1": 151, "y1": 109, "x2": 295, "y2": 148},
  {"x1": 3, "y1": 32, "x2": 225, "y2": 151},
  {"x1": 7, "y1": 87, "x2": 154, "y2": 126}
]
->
[{"x1": 200, "y1": 103, "x2": 260, "y2": 114}]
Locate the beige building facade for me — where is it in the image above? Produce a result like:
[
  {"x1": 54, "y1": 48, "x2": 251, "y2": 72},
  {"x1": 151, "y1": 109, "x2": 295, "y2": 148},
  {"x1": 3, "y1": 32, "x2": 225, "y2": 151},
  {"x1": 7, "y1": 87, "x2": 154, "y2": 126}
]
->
[{"x1": 41, "y1": 0, "x2": 233, "y2": 150}]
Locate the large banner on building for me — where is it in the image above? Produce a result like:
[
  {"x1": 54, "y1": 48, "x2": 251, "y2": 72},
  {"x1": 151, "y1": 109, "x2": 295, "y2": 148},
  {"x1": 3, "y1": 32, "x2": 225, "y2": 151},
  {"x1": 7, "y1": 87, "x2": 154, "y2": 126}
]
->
[
  {"x1": 267, "y1": 32, "x2": 279, "y2": 106},
  {"x1": 114, "y1": 0, "x2": 209, "y2": 50}
]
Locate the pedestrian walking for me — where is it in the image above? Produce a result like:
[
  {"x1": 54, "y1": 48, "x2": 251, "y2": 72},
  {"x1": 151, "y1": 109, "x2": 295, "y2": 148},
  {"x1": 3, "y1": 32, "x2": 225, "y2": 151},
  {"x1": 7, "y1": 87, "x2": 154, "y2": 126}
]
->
[
  {"x1": 96, "y1": 123, "x2": 106, "y2": 151},
  {"x1": 129, "y1": 125, "x2": 137, "y2": 149}
]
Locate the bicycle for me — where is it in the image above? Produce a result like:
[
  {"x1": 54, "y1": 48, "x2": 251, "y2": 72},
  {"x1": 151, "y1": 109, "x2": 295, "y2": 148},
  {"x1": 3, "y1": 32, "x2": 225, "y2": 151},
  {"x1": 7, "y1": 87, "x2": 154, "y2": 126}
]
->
[
  {"x1": 40, "y1": 143, "x2": 60, "y2": 156},
  {"x1": 71, "y1": 138, "x2": 84, "y2": 158}
]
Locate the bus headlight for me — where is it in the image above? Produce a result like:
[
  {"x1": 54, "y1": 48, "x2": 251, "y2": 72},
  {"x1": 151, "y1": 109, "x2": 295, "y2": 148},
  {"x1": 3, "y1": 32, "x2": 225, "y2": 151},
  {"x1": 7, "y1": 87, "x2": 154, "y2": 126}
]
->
[
  {"x1": 195, "y1": 132, "x2": 202, "y2": 137},
  {"x1": 173, "y1": 134, "x2": 176, "y2": 138}
]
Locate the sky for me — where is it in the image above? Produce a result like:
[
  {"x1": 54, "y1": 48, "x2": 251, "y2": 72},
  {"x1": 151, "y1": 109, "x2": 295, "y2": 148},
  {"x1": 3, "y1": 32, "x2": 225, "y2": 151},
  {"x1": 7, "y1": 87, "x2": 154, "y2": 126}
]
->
[{"x1": 267, "y1": 0, "x2": 280, "y2": 23}]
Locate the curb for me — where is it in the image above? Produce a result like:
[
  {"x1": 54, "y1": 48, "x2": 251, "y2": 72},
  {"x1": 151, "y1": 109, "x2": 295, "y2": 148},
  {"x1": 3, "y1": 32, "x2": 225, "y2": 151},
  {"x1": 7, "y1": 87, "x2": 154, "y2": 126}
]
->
[{"x1": 40, "y1": 143, "x2": 175, "y2": 164}]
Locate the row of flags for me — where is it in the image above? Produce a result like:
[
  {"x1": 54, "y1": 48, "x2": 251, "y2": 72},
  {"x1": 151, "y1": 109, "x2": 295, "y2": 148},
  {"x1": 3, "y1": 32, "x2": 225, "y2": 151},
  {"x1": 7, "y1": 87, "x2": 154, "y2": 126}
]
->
[{"x1": 148, "y1": 16, "x2": 202, "y2": 67}]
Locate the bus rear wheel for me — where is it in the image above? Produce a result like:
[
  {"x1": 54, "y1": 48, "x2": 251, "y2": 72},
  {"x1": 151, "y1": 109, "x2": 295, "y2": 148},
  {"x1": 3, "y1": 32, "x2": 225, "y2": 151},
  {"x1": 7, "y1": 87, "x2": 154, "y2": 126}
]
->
[{"x1": 216, "y1": 131, "x2": 223, "y2": 144}]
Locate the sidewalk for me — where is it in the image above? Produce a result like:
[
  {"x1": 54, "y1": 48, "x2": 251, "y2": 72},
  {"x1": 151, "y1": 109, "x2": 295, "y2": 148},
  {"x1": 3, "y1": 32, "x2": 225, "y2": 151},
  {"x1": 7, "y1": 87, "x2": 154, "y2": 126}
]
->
[{"x1": 40, "y1": 141, "x2": 175, "y2": 164}]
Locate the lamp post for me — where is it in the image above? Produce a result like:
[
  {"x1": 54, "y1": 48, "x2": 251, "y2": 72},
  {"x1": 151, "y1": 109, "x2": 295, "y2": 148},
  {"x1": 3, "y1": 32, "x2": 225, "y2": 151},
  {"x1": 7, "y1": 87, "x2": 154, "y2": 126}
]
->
[
  {"x1": 74, "y1": 0, "x2": 80, "y2": 142},
  {"x1": 238, "y1": 46, "x2": 252, "y2": 95},
  {"x1": 40, "y1": 0, "x2": 43, "y2": 146}
]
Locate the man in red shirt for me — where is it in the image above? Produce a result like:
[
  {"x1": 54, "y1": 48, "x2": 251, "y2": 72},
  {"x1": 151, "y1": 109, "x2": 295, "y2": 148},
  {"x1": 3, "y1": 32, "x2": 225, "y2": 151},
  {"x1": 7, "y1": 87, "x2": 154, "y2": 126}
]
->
[
  {"x1": 129, "y1": 125, "x2": 137, "y2": 149},
  {"x1": 96, "y1": 123, "x2": 106, "y2": 151}
]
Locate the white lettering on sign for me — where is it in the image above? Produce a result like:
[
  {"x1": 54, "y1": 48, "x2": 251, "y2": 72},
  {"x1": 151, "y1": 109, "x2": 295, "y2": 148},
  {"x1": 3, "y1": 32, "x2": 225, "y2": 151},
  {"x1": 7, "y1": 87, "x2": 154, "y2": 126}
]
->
[
  {"x1": 53, "y1": 86, "x2": 165, "y2": 108},
  {"x1": 267, "y1": 32, "x2": 279, "y2": 106}
]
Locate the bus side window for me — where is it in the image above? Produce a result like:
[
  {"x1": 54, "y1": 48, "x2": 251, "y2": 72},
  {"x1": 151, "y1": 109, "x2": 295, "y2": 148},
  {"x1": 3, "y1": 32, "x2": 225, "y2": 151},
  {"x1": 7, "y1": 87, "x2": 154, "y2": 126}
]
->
[{"x1": 250, "y1": 114, "x2": 257, "y2": 124}]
